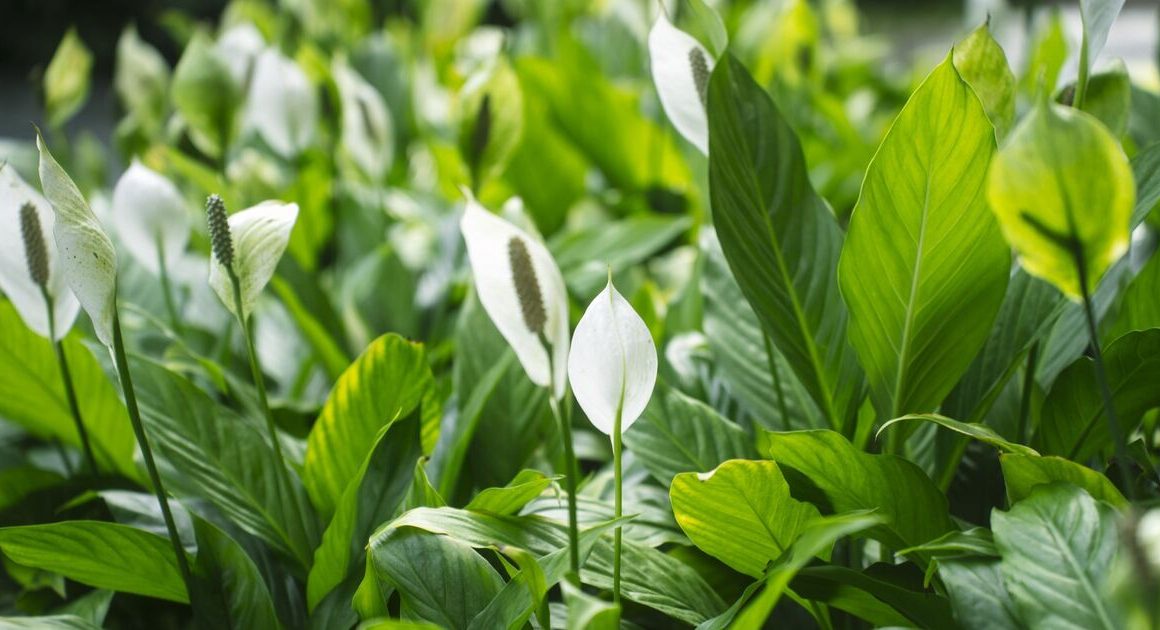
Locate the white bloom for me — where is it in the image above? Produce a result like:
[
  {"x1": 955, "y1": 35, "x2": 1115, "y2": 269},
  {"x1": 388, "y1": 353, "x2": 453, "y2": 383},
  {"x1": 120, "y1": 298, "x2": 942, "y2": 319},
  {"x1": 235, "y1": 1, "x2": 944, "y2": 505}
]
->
[
  {"x1": 208, "y1": 201, "x2": 298, "y2": 319},
  {"x1": 1139, "y1": 508, "x2": 1160, "y2": 573},
  {"x1": 37, "y1": 133, "x2": 118, "y2": 346},
  {"x1": 215, "y1": 23, "x2": 265, "y2": 87},
  {"x1": 568, "y1": 279, "x2": 658, "y2": 434},
  {"x1": 460, "y1": 196, "x2": 569, "y2": 399},
  {"x1": 111, "y1": 162, "x2": 189, "y2": 274},
  {"x1": 333, "y1": 57, "x2": 394, "y2": 180},
  {"x1": 649, "y1": 13, "x2": 715, "y2": 155},
  {"x1": 245, "y1": 49, "x2": 318, "y2": 158},
  {"x1": 0, "y1": 164, "x2": 80, "y2": 339}
]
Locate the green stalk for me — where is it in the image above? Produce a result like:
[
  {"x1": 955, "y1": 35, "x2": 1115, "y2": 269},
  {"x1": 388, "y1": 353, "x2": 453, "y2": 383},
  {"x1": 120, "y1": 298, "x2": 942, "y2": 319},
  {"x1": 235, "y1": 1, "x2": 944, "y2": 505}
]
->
[
  {"x1": 548, "y1": 393, "x2": 581, "y2": 576},
  {"x1": 156, "y1": 238, "x2": 183, "y2": 337},
  {"x1": 1016, "y1": 342, "x2": 1040, "y2": 444},
  {"x1": 1074, "y1": 250, "x2": 1135, "y2": 500},
  {"x1": 1074, "y1": 35, "x2": 1090, "y2": 110},
  {"x1": 42, "y1": 288, "x2": 97, "y2": 476},
  {"x1": 612, "y1": 386, "x2": 625, "y2": 605},
  {"x1": 110, "y1": 311, "x2": 195, "y2": 599},
  {"x1": 225, "y1": 266, "x2": 292, "y2": 480}
]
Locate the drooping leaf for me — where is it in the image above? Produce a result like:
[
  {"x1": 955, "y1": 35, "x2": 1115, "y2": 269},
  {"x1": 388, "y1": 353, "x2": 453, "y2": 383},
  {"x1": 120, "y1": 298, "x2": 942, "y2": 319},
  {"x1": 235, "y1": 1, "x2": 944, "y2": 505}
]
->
[
  {"x1": 991, "y1": 483, "x2": 1121, "y2": 629},
  {"x1": 707, "y1": 54, "x2": 863, "y2": 429},
  {"x1": 36, "y1": 132, "x2": 117, "y2": 346},
  {"x1": 0, "y1": 521, "x2": 189, "y2": 603},
  {"x1": 1036, "y1": 328, "x2": 1160, "y2": 461},
  {"x1": 670, "y1": 459, "x2": 821, "y2": 577},
  {"x1": 464, "y1": 469, "x2": 554, "y2": 517},
  {"x1": 624, "y1": 384, "x2": 756, "y2": 486},
  {"x1": 1000, "y1": 454, "x2": 1127, "y2": 508},
  {"x1": 952, "y1": 22, "x2": 1015, "y2": 139},
  {"x1": 130, "y1": 356, "x2": 319, "y2": 566},
  {"x1": 304, "y1": 333, "x2": 432, "y2": 516},
  {"x1": 879, "y1": 414, "x2": 1038, "y2": 456},
  {"x1": 839, "y1": 54, "x2": 1008, "y2": 418},
  {"x1": 987, "y1": 98, "x2": 1134, "y2": 300},
  {"x1": 190, "y1": 516, "x2": 281, "y2": 630},
  {"x1": 0, "y1": 301, "x2": 135, "y2": 479},
  {"x1": 43, "y1": 28, "x2": 93, "y2": 127},
  {"x1": 568, "y1": 279, "x2": 657, "y2": 435},
  {"x1": 762, "y1": 430, "x2": 953, "y2": 550}
]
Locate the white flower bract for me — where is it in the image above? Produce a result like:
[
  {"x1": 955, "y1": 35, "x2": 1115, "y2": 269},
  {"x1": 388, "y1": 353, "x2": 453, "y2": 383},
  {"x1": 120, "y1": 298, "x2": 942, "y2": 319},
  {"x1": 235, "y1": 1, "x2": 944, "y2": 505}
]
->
[
  {"x1": 208, "y1": 201, "x2": 298, "y2": 320},
  {"x1": 111, "y1": 161, "x2": 189, "y2": 274},
  {"x1": 245, "y1": 49, "x2": 318, "y2": 158},
  {"x1": 568, "y1": 279, "x2": 658, "y2": 435},
  {"x1": 649, "y1": 13, "x2": 714, "y2": 155},
  {"x1": 460, "y1": 197, "x2": 569, "y2": 399}
]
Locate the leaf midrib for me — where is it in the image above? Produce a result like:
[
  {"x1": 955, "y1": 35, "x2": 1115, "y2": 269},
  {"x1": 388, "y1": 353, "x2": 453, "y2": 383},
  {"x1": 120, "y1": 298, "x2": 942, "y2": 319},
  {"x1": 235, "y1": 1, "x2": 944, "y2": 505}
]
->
[{"x1": 890, "y1": 167, "x2": 934, "y2": 417}]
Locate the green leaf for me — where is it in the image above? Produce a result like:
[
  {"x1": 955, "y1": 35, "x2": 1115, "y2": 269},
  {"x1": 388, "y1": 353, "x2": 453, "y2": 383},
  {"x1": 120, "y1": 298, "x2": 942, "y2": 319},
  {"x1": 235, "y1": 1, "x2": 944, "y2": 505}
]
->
[
  {"x1": 709, "y1": 511, "x2": 884, "y2": 630},
  {"x1": 1000, "y1": 454, "x2": 1127, "y2": 508},
  {"x1": 991, "y1": 483, "x2": 1121, "y2": 629},
  {"x1": 1018, "y1": 10, "x2": 1068, "y2": 100},
  {"x1": 936, "y1": 557, "x2": 1021, "y2": 630},
  {"x1": 1131, "y1": 141, "x2": 1160, "y2": 226},
  {"x1": 458, "y1": 59, "x2": 523, "y2": 190},
  {"x1": 1105, "y1": 247, "x2": 1160, "y2": 341},
  {"x1": 762, "y1": 430, "x2": 953, "y2": 550},
  {"x1": 671, "y1": 459, "x2": 820, "y2": 578},
  {"x1": 879, "y1": 414, "x2": 1038, "y2": 455},
  {"x1": 624, "y1": 384, "x2": 756, "y2": 485},
  {"x1": 987, "y1": 98, "x2": 1134, "y2": 300},
  {"x1": 1079, "y1": 0, "x2": 1126, "y2": 82},
  {"x1": 1036, "y1": 328, "x2": 1160, "y2": 460},
  {"x1": 840, "y1": 55, "x2": 1008, "y2": 418},
  {"x1": 1061, "y1": 61, "x2": 1131, "y2": 137},
  {"x1": 0, "y1": 521, "x2": 189, "y2": 603},
  {"x1": 550, "y1": 215, "x2": 690, "y2": 298},
  {"x1": 562, "y1": 580, "x2": 619, "y2": 630},
  {"x1": 170, "y1": 31, "x2": 240, "y2": 157},
  {"x1": 307, "y1": 416, "x2": 421, "y2": 611},
  {"x1": 792, "y1": 565, "x2": 955, "y2": 628},
  {"x1": 0, "y1": 615, "x2": 100, "y2": 629},
  {"x1": 707, "y1": 54, "x2": 863, "y2": 428},
  {"x1": 43, "y1": 28, "x2": 93, "y2": 127},
  {"x1": 304, "y1": 333, "x2": 432, "y2": 516},
  {"x1": 0, "y1": 301, "x2": 135, "y2": 480},
  {"x1": 130, "y1": 356, "x2": 319, "y2": 567},
  {"x1": 953, "y1": 22, "x2": 1015, "y2": 139},
  {"x1": 190, "y1": 517, "x2": 281, "y2": 630},
  {"x1": 375, "y1": 528, "x2": 505, "y2": 629},
  {"x1": 465, "y1": 470, "x2": 554, "y2": 516},
  {"x1": 114, "y1": 25, "x2": 169, "y2": 132}
]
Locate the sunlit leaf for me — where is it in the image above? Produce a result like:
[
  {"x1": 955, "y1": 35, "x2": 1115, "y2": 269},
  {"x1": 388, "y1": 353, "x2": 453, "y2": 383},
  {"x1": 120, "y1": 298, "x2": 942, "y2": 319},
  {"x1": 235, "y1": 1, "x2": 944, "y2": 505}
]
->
[{"x1": 43, "y1": 28, "x2": 93, "y2": 128}]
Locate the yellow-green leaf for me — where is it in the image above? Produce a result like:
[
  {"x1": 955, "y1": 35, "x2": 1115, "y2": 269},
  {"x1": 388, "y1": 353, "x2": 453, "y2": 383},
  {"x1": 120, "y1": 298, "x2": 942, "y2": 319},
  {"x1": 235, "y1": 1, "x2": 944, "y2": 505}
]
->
[
  {"x1": 953, "y1": 22, "x2": 1015, "y2": 139},
  {"x1": 43, "y1": 28, "x2": 93, "y2": 127}
]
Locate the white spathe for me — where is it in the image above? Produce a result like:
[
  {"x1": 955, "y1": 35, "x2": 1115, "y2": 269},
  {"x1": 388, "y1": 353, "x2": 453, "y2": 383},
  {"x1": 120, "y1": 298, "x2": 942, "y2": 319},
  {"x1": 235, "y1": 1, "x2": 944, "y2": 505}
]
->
[
  {"x1": 111, "y1": 161, "x2": 190, "y2": 274},
  {"x1": 568, "y1": 280, "x2": 657, "y2": 435},
  {"x1": 649, "y1": 12, "x2": 714, "y2": 155},
  {"x1": 208, "y1": 201, "x2": 298, "y2": 320},
  {"x1": 245, "y1": 48, "x2": 318, "y2": 158},
  {"x1": 37, "y1": 133, "x2": 118, "y2": 346},
  {"x1": 460, "y1": 197, "x2": 569, "y2": 400},
  {"x1": 0, "y1": 164, "x2": 80, "y2": 340},
  {"x1": 333, "y1": 57, "x2": 394, "y2": 179},
  {"x1": 216, "y1": 23, "x2": 265, "y2": 87}
]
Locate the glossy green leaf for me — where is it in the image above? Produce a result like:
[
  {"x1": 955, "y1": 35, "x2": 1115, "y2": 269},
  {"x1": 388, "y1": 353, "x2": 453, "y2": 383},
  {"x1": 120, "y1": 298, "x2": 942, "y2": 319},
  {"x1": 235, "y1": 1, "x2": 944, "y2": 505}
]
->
[
  {"x1": 550, "y1": 215, "x2": 690, "y2": 298},
  {"x1": 840, "y1": 55, "x2": 1008, "y2": 418},
  {"x1": 762, "y1": 430, "x2": 953, "y2": 550},
  {"x1": 1105, "y1": 249, "x2": 1160, "y2": 341},
  {"x1": 1036, "y1": 328, "x2": 1160, "y2": 460},
  {"x1": 1061, "y1": 61, "x2": 1131, "y2": 137},
  {"x1": 1000, "y1": 454, "x2": 1127, "y2": 508},
  {"x1": 465, "y1": 469, "x2": 554, "y2": 516},
  {"x1": 304, "y1": 333, "x2": 433, "y2": 516},
  {"x1": 992, "y1": 483, "x2": 1121, "y2": 629},
  {"x1": 307, "y1": 416, "x2": 421, "y2": 611},
  {"x1": 671, "y1": 459, "x2": 820, "y2": 578},
  {"x1": 879, "y1": 414, "x2": 1038, "y2": 455},
  {"x1": 0, "y1": 615, "x2": 101, "y2": 629},
  {"x1": 130, "y1": 356, "x2": 319, "y2": 567},
  {"x1": 792, "y1": 564, "x2": 955, "y2": 628},
  {"x1": 43, "y1": 28, "x2": 93, "y2": 127},
  {"x1": 953, "y1": 23, "x2": 1015, "y2": 139},
  {"x1": 707, "y1": 54, "x2": 863, "y2": 428},
  {"x1": 624, "y1": 384, "x2": 756, "y2": 486},
  {"x1": 934, "y1": 557, "x2": 1021, "y2": 630},
  {"x1": 563, "y1": 580, "x2": 619, "y2": 630},
  {"x1": 987, "y1": 99, "x2": 1134, "y2": 300},
  {"x1": 0, "y1": 301, "x2": 135, "y2": 480},
  {"x1": 0, "y1": 521, "x2": 189, "y2": 603},
  {"x1": 190, "y1": 517, "x2": 281, "y2": 630}
]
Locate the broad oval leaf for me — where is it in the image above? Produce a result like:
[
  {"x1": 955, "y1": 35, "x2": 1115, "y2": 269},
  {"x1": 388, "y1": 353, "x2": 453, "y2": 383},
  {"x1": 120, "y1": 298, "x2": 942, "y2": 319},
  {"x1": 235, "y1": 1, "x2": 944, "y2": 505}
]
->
[
  {"x1": 245, "y1": 48, "x2": 318, "y2": 159},
  {"x1": 460, "y1": 197, "x2": 569, "y2": 399},
  {"x1": 992, "y1": 483, "x2": 1121, "y2": 629},
  {"x1": 839, "y1": 54, "x2": 1009, "y2": 418},
  {"x1": 208, "y1": 200, "x2": 298, "y2": 320},
  {"x1": 671, "y1": 459, "x2": 821, "y2": 578},
  {"x1": 999, "y1": 454, "x2": 1127, "y2": 508},
  {"x1": 952, "y1": 23, "x2": 1015, "y2": 139},
  {"x1": 110, "y1": 162, "x2": 189, "y2": 274},
  {"x1": 37, "y1": 132, "x2": 118, "y2": 346},
  {"x1": 304, "y1": 333, "x2": 433, "y2": 516},
  {"x1": 568, "y1": 280, "x2": 657, "y2": 435},
  {"x1": 763, "y1": 430, "x2": 953, "y2": 551},
  {"x1": 987, "y1": 99, "x2": 1133, "y2": 300},
  {"x1": 0, "y1": 521, "x2": 189, "y2": 603},
  {"x1": 707, "y1": 54, "x2": 863, "y2": 428},
  {"x1": 649, "y1": 12, "x2": 714, "y2": 154},
  {"x1": 0, "y1": 163, "x2": 80, "y2": 339}
]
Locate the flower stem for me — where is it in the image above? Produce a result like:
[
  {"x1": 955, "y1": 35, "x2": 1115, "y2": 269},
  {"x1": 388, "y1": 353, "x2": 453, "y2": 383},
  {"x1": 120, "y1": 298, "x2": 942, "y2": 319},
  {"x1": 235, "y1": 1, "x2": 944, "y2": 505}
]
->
[
  {"x1": 226, "y1": 266, "x2": 292, "y2": 485},
  {"x1": 110, "y1": 311, "x2": 195, "y2": 600},
  {"x1": 42, "y1": 288, "x2": 97, "y2": 476},
  {"x1": 1075, "y1": 252, "x2": 1135, "y2": 500},
  {"x1": 548, "y1": 394, "x2": 581, "y2": 576},
  {"x1": 1016, "y1": 341, "x2": 1039, "y2": 445},
  {"x1": 156, "y1": 238, "x2": 183, "y2": 337},
  {"x1": 612, "y1": 400, "x2": 623, "y2": 605}
]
